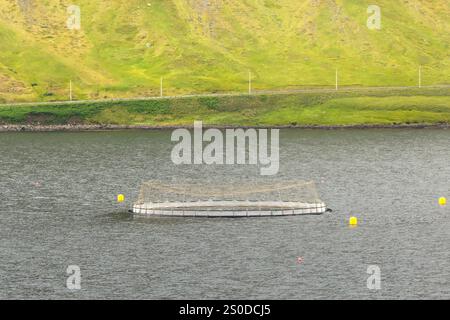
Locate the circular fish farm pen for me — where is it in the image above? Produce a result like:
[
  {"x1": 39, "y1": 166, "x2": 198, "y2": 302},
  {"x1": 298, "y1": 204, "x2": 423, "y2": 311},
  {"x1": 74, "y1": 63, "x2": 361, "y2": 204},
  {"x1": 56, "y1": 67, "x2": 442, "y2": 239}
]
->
[{"x1": 132, "y1": 180, "x2": 328, "y2": 218}]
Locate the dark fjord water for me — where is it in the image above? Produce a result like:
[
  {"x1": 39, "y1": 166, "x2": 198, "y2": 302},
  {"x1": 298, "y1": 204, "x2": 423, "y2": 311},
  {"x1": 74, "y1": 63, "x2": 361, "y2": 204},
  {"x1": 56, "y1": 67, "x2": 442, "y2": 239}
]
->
[{"x1": 0, "y1": 129, "x2": 449, "y2": 299}]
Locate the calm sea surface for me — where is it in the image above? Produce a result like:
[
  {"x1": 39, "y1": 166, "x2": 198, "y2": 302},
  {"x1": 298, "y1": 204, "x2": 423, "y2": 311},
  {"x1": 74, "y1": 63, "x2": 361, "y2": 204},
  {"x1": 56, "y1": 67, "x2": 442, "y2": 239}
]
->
[{"x1": 0, "y1": 129, "x2": 449, "y2": 299}]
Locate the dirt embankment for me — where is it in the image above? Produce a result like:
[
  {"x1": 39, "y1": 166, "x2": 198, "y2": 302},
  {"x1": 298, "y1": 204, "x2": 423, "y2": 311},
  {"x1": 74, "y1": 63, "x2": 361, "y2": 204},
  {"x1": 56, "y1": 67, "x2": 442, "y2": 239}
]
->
[{"x1": 1, "y1": 123, "x2": 449, "y2": 132}]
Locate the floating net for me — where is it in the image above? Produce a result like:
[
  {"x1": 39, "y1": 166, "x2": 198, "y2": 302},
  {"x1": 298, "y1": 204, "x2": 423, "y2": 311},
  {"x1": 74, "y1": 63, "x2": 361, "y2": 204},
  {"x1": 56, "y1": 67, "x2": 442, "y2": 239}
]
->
[{"x1": 133, "y1": 180, "x2": 327, "y2": 217}]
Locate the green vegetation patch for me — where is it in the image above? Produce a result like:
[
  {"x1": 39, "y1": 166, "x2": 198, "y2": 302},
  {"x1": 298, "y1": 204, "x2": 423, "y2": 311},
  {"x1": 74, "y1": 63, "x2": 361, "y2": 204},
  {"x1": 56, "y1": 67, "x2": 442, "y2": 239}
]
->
[{"x1": 1, "y1": 88, "x2": 449, "y2": 127}]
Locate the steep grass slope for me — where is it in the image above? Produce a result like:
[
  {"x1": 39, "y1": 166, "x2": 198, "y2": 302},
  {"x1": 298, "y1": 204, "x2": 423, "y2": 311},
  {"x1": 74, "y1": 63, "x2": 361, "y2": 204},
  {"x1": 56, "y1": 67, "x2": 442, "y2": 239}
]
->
[{"x1": 0, "y1": 0, "x2": 449, "y2": 103}]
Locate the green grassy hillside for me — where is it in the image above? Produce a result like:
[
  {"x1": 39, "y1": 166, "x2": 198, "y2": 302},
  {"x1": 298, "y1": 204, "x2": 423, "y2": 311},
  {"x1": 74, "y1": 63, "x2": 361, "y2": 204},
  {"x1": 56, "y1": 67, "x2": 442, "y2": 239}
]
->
[
  {"x1": 1, "y1": 87, "x2": 449, "y2": 127},
  {"x1": 0, "y1": 0, "x2": 449, "y2": 103}
]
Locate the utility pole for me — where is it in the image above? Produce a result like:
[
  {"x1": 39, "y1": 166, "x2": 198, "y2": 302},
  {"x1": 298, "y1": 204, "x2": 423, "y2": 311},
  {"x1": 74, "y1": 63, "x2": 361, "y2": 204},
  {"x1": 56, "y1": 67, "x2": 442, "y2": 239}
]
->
[
  {"x1": 335, "y1": 68, "x2": 338, "y2": 91},
  {"x1": 419, "y1": 66, "x2": 422, "y2": 88},
  {"x1": 248, "y1": 71, "x2": 252, "y2": 95},
  {"x1": 160, "y1": 77, "x2": 163, "y2": 97},
  {"x1": 69, "y1": 80, "x2": 73, "y2": 101}
]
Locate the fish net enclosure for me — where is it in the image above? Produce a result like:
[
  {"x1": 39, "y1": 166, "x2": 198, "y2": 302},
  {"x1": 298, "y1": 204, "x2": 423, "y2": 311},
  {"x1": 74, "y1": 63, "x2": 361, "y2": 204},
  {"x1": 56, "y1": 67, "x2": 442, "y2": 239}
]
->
[{"x1": 133, "y1": 180, "x2": 327, "y2": 217}]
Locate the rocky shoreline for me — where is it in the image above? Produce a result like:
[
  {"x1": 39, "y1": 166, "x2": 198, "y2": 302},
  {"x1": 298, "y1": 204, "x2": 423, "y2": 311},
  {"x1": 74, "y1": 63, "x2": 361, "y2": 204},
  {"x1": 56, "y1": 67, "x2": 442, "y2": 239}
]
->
[{"x1": 1, "y1": 123, "x2": 449, "y2": 132}]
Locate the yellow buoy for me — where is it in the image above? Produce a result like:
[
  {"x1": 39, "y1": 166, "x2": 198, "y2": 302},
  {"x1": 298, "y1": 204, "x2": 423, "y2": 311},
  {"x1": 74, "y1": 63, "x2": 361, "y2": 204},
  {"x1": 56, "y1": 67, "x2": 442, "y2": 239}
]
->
[
  {"x1": 349, "y1": 216, "x2": 358, "y2": 226},
  {"x1": 117, "y1": 194, "x2": 125, "y2": 203},
  {"x1": 439, "y1": 197, "x2": 446, "y2": 206}
]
